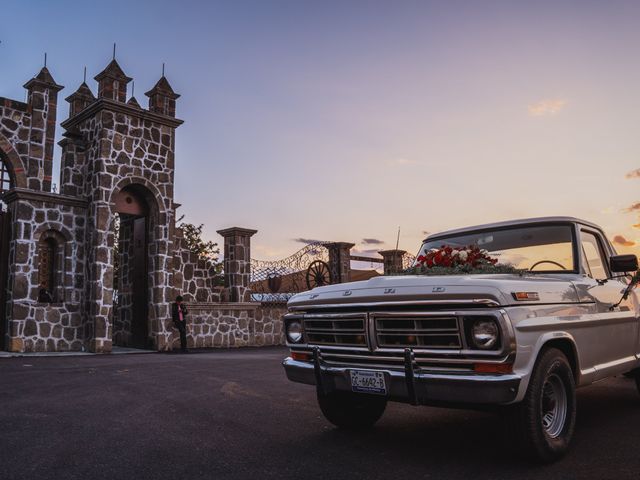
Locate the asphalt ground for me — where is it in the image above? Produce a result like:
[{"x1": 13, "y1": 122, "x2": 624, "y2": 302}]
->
[{"x1": 1, "y1": 347, "x2": 639, "y2": 480}]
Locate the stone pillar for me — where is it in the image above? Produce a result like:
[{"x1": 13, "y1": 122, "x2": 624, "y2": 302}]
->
[
  {"x1": 23, "y1": 67, "x2": 63, "y2": 192},
  {"x1": 379, "y1": 249, "x2": 407, "y2": 275},
  {"x1": 216, "y1": 227, "x2": 257, "y2": 303},
  {"x1": 326, "y1": 242, "x2": 354, "y2": 284},
  {"x1": 86, "y1": 201, "x2": 113, "y2": 353}
]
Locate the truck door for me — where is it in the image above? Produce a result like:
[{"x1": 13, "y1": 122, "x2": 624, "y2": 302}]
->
[{"x1": 572, "y1": 229, "x2": 637, "y2": 380}]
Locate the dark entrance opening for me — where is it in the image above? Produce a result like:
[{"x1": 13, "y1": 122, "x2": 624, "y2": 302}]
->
[
  {"x1": 0, "y1": 158, "x2": 13, "y2": 350},
  {"x1": 113, "y1": 187, "x2": 150, "y2": 349}
]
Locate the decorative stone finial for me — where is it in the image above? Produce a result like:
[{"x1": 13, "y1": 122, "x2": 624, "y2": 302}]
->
[
  {"x1": 94, "y1": 59, "x2": 132, "y2": 102},
  {"x1": 145, "y1": 76, "x2": 180, "y2": 117},
  {"x1": 23, "y1": 67, "x2": 63, "y2": 92},
  {"x1": 65, "y1": 82, "x2": 96, "y2": 117}
]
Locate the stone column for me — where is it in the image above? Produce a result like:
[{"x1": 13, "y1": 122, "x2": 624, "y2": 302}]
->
[
  {"x1": 379, "y1": 249, "x2": 407, "y2": 275},
  {"x1": 24, "y1": 67, "x2": 63, "y2": 192},
  {"x1": 326, "y1": 242, "x2": 354, "y2": 284},
  {"x1": 216, "y1": 227, "x2": 257, "y2": 303}
]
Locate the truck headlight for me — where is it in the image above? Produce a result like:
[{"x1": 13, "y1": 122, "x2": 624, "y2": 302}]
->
[
  {"x1": 286, "y1": 320, "x2": 303, "y2": 344},
  {"x1": 469, "y1": 319, "x2": 499, "y2": 350}
]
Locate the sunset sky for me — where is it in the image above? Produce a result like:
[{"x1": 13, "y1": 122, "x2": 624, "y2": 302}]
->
[{"x1": 3, "y1": 0, "x2": 640, "y2": 261}]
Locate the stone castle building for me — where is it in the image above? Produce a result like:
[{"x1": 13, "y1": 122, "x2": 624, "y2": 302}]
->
[{"x1": 0, "y1": 59, "x2": 285, "y2": 353}]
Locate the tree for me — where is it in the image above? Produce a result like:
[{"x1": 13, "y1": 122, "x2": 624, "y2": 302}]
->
[{"x1": 178, "y1": 215, "x2": 223, "y2": 273}]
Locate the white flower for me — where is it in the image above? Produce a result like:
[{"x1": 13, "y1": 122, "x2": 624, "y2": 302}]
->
[
  {"x1": 458, "y1": 251, "x2": 468, "y2": 261},
  {"x1": 451, "y1": 250, "x2": 459, "y2": 256}
]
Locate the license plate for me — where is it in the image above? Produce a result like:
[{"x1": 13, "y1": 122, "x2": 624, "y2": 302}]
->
[{"x1": 349, "y1": 369, "x2": 387, "y2": 395}]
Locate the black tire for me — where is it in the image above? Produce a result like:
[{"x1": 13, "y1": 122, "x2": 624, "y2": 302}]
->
[
  {"x1": 317, "y1": 391, "x2": 387, "y2": 429},
  {"x1": 505, "y1": 348, "x2": 576, "y2": 463}
]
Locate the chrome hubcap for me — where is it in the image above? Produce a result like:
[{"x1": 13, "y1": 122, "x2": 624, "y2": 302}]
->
[{"x1": 541, "y1": 373, "x2": 567, "y2": 438}]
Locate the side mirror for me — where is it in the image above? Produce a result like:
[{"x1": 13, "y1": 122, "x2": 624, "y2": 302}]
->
[{"x1": 610, "y1": 254, "x2": 638, "y2": 273}]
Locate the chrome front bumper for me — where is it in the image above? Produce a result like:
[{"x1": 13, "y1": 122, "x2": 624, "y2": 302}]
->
[{"x1": 283, "y1": 348, "x2": 521, "y2": 406}]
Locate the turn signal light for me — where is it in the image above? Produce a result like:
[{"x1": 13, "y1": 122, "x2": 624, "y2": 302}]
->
[
  {"x1": 291, "y1": 351, "x2": 312, "y2": 362},
  {"x1": 512, "y1": 292, "x2": 540, "y2": 301},
  {"x1": 474, "y1": 362, "x2": 513, "y2": 374}
]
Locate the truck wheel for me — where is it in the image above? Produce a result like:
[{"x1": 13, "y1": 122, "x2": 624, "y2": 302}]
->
[
  {"x1": 317, "y1": 391, "x2": 387, "y2": 429},
  {"x1": 505, "y1": 348, "x2": 576, "y2": 463}
]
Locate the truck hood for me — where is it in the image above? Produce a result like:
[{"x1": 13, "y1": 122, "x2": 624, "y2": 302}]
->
[{"x1": 287, "y1": 274, "x2": 580, "y2": 309}]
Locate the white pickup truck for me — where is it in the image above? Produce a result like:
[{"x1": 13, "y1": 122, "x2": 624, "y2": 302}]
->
[{"x1": 282, "y1": 217, "x2": 640, "y2": 462}]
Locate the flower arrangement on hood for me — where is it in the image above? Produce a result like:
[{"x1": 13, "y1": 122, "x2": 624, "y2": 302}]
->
[{"x1": 416, "y1": 245, "x2": 498, "y2": 269}]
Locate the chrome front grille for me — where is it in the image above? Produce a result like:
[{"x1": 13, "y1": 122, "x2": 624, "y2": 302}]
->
[
  {"x1": 293, "y1": 309, "x2": 507, "y2": 372},
  {"x1": 303, "y1": 314, "x2": 367, "y2": 346},
  {"x1": 374, "y1": 315, "x2": 462, "y2": 349}
]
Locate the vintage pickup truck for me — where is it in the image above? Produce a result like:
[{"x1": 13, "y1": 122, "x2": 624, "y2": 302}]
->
[{"x1": 282, "y1": 217, "x2": 640, "y2": 462}]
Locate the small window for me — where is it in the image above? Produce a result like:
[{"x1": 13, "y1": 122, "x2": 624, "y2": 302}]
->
[
  {"x1": 37, "y1": 231, "x2": 65, "y2": 302},
  {"x1": 581, "y1": 231, "x2": 608, "y2": 280}
]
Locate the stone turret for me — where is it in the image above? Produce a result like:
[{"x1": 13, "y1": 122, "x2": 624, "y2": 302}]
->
[
  {"x1": 23, "y1": 67, "x2": 63, "y2": 192},
  {"x1": 145, "y1": 76, "x2": 180, "y2": 117},
  {"x1": 65, "y1": 82, "x2": 96, "y2": 117},
  {"x1": 94, "y1": 59, "x2": 131, "y2": 102}
]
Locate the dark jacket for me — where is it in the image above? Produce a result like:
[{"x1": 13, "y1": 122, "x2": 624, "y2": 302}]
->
[{"x1": 172, "y1": 302, "x2": 188, "y2": 325}]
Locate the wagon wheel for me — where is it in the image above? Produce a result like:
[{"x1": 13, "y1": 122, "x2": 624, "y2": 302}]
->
[{"x1": 306, "y1": 260, "x2": 332, "y2": 289}]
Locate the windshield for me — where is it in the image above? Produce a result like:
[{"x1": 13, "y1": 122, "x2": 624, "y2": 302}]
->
[{"x1": 418, "y1": 224, "x2": 575, "y2": 272}]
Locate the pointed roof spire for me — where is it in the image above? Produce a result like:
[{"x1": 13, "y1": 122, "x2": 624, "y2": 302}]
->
[
  {"x1": 64, "y1": 82, "x2": 96, "y2": 103},
  {"x1": 94, "y1": 59, "x2": 132, "y2": 82},
  {"x1": 144, "y1": 76, "x2": 180, "y2": 100},
  {"x1": 23, "y1": 66, "x2": 63, "y2": 91},
  {"x1": 127, "y1": 96, "x2": 141, "y2": 108}
]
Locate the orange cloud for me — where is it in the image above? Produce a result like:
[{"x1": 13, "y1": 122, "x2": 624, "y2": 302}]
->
[
  {"x1": 626, "y1": 169, "x2": 640, "y2": 179},
  {"x1": 613, "y1": 235, "x2": 636, "y2": 247},
  {"x1": 624, "y1": 202, "x2": 640, "y2": 213},
  {"x1": 528, "y1": 99, "x2": 567, "y2": 116}
]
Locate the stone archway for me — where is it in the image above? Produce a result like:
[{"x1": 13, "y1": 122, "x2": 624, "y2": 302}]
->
[
  {"x1": 109, "y1": 176, "x2": 174, "y2": 352},
  {"x1": 112, "y1": 185, "x2": 151, "y2": 349},
  {"x1": 0, "y1": 133, "x2": 27, "y2": 189}
]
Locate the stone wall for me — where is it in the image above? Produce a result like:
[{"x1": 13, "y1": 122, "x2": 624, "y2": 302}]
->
[
  {"x1": 172, "y1": 302, "x2": 286, "y2": 350},
  {"x1": 173, "y1": 227, "x2": 222, "y2": 303},
  {"x1": 11, "y1": 302, "x2": 83, "y2": 352}
]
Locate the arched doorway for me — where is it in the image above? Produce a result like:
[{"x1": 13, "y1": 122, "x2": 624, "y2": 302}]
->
[
  {"x1": 113, "y1": 186, "x2": 150, "y2": 349},
  {"x1": 0, "y1": 156, "x2": 13, "y2": 350}
]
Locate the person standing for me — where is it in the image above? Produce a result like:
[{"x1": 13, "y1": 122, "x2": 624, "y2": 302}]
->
[{"x1": 172, "y1": 295, "x2": 189, "y2": 353}]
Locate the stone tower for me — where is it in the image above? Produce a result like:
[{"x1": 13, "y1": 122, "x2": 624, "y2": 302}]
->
[{"x1": 58, "y1": 60, "x2": 183, "y2": 352}]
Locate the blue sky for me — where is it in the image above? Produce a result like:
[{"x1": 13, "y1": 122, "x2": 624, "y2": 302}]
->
[{"x1": 3, "y1": 0, "x2": 640, "y2": 260}]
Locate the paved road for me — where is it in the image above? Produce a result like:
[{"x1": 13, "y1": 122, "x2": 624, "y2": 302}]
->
[{"x1": 1, "y1": 347, "x2": 639, "y2": 480}]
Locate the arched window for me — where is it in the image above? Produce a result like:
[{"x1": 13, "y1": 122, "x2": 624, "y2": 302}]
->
[
  {"x1": 37, "y1": 231, "x2": 66, "y2": 303},
  {"x1": 39, "y1": 238, "x2": 56, "y2": 291}
]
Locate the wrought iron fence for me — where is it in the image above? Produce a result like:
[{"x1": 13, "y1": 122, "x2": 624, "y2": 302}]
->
[
  {"x1": 250, "y1": 242, "x2": 335, "y2": 301},
  {"x1": 250, "y1": 243, "x2": 418, "y2": 302}
]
